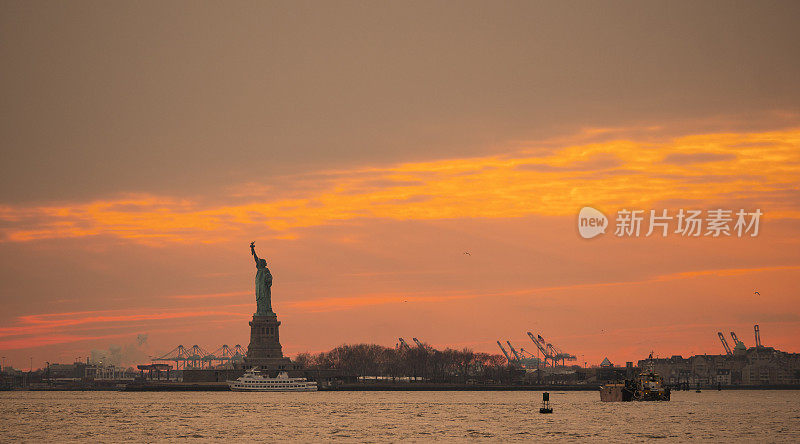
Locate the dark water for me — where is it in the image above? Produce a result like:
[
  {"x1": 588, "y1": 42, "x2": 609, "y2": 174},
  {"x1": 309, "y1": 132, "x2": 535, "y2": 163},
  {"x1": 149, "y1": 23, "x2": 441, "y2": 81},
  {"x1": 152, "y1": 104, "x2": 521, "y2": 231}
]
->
[{"x1": 2, "y1": 390, "x2": 799, "y2": 442}]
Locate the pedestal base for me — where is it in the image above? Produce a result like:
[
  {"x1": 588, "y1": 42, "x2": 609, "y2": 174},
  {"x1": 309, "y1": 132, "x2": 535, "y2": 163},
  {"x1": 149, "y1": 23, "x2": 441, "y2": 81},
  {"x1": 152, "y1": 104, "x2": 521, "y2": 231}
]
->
[{"x1": 244, "y1": 313, "x2": 300, "y2": 372}]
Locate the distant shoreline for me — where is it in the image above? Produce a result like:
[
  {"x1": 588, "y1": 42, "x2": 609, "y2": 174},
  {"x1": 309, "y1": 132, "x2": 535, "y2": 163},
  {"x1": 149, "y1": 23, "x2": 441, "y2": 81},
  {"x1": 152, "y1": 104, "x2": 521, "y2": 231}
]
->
[{"x1": 5, "y1": 383, "x2": 800, "y2": 392}]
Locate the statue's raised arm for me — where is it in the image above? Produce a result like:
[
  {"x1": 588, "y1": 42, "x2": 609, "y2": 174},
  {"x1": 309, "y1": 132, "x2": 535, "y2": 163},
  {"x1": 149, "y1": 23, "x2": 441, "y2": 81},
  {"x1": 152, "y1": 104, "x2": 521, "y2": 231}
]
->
[
  {"x1": 250, "y1": 241, "x2": 273, "y2": 316},
  {"x1": 250, "y1": 241, "x2": 260, "y2": 266}
]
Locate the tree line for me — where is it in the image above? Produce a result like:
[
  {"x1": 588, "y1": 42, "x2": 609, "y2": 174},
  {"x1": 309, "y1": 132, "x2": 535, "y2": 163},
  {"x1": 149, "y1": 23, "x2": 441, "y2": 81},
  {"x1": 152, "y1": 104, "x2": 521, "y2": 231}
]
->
[{"x1": 294, "y1": 343, "x2": 521, "y2": 383}]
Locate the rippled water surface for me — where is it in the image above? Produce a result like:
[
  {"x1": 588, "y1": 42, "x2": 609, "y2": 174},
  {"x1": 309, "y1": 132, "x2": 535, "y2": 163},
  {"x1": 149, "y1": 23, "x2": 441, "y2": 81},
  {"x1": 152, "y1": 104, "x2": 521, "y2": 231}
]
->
[{"x1": 2, "y1": 390, "x2": 799, "y2": 442}]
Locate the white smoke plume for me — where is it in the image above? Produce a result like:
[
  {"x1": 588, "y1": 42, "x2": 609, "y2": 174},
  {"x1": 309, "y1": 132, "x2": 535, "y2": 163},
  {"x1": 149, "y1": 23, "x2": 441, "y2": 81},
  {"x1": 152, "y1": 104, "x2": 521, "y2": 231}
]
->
[{"x1": 90, "y1": 334, "x2": 149, "y2": 367}]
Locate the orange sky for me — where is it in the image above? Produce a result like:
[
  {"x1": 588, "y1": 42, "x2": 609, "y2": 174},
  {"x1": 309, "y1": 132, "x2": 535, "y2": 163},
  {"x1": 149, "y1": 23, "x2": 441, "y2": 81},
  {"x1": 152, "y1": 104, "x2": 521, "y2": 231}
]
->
[
  {"x1": 1, "y1": 124, "x2": 799, "y2": 368},
  {"x1": 1, "y1": 2, "x2": 799, "y2": 369}
]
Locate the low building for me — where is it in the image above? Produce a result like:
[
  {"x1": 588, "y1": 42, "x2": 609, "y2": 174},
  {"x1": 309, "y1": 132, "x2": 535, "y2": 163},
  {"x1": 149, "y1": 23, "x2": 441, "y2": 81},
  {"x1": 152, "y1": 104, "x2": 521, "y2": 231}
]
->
[
  {"x1": 596, "y1": 358, "x2": 627, "y2": 382},
  {"x1": 639, "y1": 346, "x2": 800, "y2": 386}
]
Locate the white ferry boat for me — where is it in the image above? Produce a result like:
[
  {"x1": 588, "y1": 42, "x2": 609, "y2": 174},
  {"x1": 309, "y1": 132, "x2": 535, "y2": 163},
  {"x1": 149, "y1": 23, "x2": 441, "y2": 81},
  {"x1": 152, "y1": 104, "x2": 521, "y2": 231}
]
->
[{"x1": 228, "y1": 368, "x2": 318, "y2": 392}]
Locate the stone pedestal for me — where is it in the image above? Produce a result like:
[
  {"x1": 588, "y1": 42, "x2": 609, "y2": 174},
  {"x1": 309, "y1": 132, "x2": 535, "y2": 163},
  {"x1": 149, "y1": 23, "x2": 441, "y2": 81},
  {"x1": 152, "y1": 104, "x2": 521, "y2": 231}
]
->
[{"x1": 244, "y1": 313, "x2": 296, "y2": 372}]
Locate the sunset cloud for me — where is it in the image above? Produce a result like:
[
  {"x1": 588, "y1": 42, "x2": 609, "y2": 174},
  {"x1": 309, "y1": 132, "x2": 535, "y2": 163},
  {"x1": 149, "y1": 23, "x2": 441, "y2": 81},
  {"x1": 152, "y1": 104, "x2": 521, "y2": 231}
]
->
[
  {"x1": 1, "y1": 127, "x2": 798, "y2": 245},
  {"x1": 0, "y1": 307, "x2": 251, "y2": 350},
  {"x1": 2, "y1": 260, "x2": 797, "y2": 358},
  {"x1": 283, "y1": 264, "x2": 800, "y2": 313}
]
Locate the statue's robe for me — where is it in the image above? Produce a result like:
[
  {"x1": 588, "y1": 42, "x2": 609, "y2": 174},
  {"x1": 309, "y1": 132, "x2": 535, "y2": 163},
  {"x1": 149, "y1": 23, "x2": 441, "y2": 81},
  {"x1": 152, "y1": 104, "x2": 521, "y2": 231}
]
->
[{"x1": 255, "y1": 265, "x2": 273, "y2": 315}]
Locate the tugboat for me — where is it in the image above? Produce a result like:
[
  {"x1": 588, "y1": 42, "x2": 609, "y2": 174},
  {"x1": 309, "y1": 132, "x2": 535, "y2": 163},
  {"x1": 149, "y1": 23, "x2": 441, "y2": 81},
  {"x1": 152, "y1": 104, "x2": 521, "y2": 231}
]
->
[
  {"x1": 600, "y1": 371, "x2": 670, "y2": 402},
  {"x1": 228, "y1": 368, "x2": 318, "y2": 392}
]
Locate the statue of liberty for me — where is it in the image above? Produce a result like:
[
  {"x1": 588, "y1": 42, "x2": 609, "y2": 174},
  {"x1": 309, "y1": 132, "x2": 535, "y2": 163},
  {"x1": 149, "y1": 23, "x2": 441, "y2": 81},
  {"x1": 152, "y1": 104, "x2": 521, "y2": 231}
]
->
[{"x1": 250, "y1": 241, "x2": 273, "y2": 316}]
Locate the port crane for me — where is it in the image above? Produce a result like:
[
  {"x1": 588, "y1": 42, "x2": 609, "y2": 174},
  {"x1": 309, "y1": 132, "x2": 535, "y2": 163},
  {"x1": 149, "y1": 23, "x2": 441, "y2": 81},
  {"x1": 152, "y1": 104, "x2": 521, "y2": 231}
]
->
[
  {"x1": 496, "y1": 341, "x2": 516, "y2": 364},
  {"x1": 398, "y1": 338, "x2": 412, "y2": 350},
  {"x1": 546, "y1": 342, "x2": 558, "y2": 357},
  {"x1": 506, "y1": 341, "x2": 524, "y2": 362},
  {"x1": 519, "y1": 348, "x2": 536, "y2": 359},
  {"x1": 754, "y1": 324, "x2": 762, "y2": 347},
  {"x1": 730, "y1": 331, "x2": 745, "y2": 348},
  {"x1": 154, "y1": 344, "x2": 212, "y2": 370},
  {"x1": 525, "y1": 332, "x2": 577, "y2": 366},
  {"x1": 537, "y1": 333, "x2": 577, "y2": 366},
  {"x1": 553, "y1": 350, "x2": 577, "y2": 366},
  {"x1": 412, "y1": 338, "x2": 425, "y2": 349},
  {"x1": 206, "y1": 344, "x2": 246, "y2": 367},
  {"x1": 527, "y1": 332, "x2": 555, "y2": 367},
  {"x1": 518, "y1": 348, "x2": 542, "y2": 367},
  {"x1": 718, "y1": 332, "x2": 733, "y2": 355}
]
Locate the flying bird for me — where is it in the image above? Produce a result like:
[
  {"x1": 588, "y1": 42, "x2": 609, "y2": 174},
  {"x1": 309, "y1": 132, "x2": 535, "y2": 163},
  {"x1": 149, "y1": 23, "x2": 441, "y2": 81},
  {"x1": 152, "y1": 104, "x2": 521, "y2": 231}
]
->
[
  {"x1": 754, "y1": 291, "x2": 760, "y2": 295},
  {"x1": 463, "y1": 252, "x2": 471, "y2": 255}
]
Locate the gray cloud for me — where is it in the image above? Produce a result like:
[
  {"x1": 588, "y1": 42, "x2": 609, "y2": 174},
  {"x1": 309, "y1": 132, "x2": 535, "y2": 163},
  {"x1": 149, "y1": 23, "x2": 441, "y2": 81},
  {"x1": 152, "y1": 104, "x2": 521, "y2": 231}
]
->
[
  {"x1": 662, "y1": 152, "x2": 737, "y2": 165},
  {"x1": 2, "y1": 1, "x2": 800, "y2": 203},
  {"x1": 515, "y1": 153, "x2": 623, "y2": 172}
]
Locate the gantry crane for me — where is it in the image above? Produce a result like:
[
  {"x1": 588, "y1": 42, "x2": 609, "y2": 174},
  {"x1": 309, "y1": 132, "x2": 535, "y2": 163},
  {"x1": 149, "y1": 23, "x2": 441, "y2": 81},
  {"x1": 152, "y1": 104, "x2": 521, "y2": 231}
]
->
[
  {"x1": 206, "y1": 344, "x2": 245, "y2": 367},
  {"x1": 533, "y1": 332, "x2": 576, "y2": 366},
  {"x1": 519, "y1": 348, "x2": 536, "y2": 359},
  {"x1": 527, "y1": 332, "x2": 555, "y2": 367},
  {"x1": 754, "y1": 324, "x2": 762, "y2": 347},
  {"x1": 154, "y1": 344, "x2": 211, "y2": 369},
  {"x1": 718, "y1": 332, "x2": 732, "y2": 355},
  {"x1": 506, "y1": 341, "x2": 524, "y2": 362},
  {"x1": 546, "y1": 342, "x2": 558, "y2": 358},
  {"x1": 518, "y1": 348, "x2": 542, "y2": 367},
  {"x1": 730, "y1": 331, "x2": 745, "y2": 348},
  {"x1": 496, "y1": 341, "x2": 515, "y2": 364}
]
